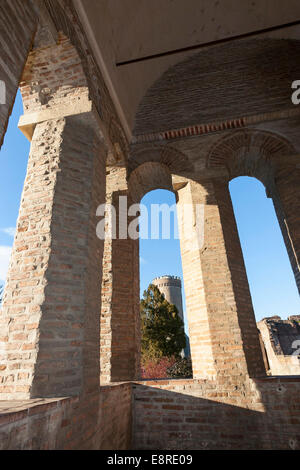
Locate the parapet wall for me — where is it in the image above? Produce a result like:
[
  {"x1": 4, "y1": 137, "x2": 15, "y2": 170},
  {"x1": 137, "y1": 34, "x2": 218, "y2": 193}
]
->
[
  {"x1": 1, "y1": 377, "x2": 299, "y2": 449},
  {"x1": 0, "y1": 383, "x2": 132, "y2": 450},
  {"x1": 132, "y1": 377, "x2": 300, "y2": 450}
]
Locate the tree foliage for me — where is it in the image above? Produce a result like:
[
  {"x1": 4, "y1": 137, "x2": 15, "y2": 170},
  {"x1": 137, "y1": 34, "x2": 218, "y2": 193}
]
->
[
  {"x1": 167, "y1": 357, "x2": 193, "y2": 378},
  {"x1": 141, "y1": 356, "x2": 177, "y2": 379},
  {"x1": 140, "y1": 284, "x2": 186, "y2": 361}
]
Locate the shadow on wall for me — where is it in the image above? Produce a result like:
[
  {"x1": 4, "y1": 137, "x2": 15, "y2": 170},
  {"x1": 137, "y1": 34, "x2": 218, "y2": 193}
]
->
[
  {"x1": 132, "y1": 378, "x2": 300, "y2": 450},
  {"x1": 0, "y1": 383, "x2": 132, "y2": 450},
  {"x1": 0, "y1": 377, "x2": 299, "y2": 449}
]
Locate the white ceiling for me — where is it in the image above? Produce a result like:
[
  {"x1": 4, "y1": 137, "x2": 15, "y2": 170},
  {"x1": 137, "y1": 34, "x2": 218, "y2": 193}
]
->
[{"x1": 74, "y1": 0, "x2": 300, "y2": 138}]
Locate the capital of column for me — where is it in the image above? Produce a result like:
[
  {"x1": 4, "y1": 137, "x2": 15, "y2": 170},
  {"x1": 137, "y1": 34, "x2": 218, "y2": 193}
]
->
[{"x1": 18, "y1": 95, "x2": 115, "y2": 156}]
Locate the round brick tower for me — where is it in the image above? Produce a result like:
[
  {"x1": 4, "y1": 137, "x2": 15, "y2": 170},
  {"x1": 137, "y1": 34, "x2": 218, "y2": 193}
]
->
[{"x1": 152, "y1": 275, "x2": 184, "y2": 321}]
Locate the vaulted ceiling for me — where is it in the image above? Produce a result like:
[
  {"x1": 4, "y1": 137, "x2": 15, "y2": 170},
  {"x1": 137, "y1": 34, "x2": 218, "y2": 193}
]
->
[{"x1": 73, "y1": 0, "x2": 300, "y2": 138}]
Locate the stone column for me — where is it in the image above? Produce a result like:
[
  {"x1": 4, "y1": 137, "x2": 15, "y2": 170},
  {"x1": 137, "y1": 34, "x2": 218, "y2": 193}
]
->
[
  {"x1": 100, "y1": 167, "x2": 140, "y2": 383},
  {"x1": 0, "y1": 109, "x2": 106, "y2": 399},
  {"x1": 272, "y1": 167, "x2": 300, "y2": 294},
  {"x1": 177, "y1": 178, "x2": 266, "y2": 380},
  {"x1": 0, "y1": 0, "x2": 37, "y2": 147}
]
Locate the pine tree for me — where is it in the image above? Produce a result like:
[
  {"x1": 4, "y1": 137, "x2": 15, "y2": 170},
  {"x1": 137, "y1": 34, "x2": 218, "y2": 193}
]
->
[{"x1": 140, "y1": 283, "x2": 186, "y2": 361}]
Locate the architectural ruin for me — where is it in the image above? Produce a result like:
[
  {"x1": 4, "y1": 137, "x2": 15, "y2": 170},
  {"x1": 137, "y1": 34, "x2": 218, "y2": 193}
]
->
[
  {"x1": 0, "y1": 0, "x2": 299, "y2": 450},
  {"x1": 258, "y1": 315, "x2": 300, "y2": 375}
]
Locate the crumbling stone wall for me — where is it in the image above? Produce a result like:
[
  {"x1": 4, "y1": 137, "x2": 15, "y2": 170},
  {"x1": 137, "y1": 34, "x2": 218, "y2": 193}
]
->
[{"x1": 258, "y1": 316, "x2": 300, "y2": 375}]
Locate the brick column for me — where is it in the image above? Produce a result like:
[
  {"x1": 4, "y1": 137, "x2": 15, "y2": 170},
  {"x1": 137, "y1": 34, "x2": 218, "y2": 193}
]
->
[
  {"x1": 0, "y1": 111, "x2": 106, "y2": 399},
  {"x1": 0, "y1": 0, "x2": 37, "y2": 147},
  {"x1": 177, "y1": 179, "x2": 266, "y2": 380},
  {"x1": 100, "y1": 167, "x2": 140, "y2": 383},
  {"x1": 272, "y1": 167, "x2": 300, "y2": 294}
]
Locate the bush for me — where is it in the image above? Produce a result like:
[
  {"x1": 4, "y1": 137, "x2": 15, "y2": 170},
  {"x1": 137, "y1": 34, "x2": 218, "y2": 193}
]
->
[
  {"x1": 140, "y1": 356, "x2": 177, "y2": 379},
  {"x1": 166, "y1": 357, "x2": 192, "y2": 378}
]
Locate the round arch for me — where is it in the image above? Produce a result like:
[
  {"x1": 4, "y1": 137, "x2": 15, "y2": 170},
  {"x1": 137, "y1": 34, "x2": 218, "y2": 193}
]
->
[
  {"x1": 128, "y1": 161, "x2": 174, "y2": 203},
  {"x1": 128, "y1": 145, "x2": 193, "y2": 177},
  {"x1": 206, "y1": 129, "x2": 295, "y2": 189}
]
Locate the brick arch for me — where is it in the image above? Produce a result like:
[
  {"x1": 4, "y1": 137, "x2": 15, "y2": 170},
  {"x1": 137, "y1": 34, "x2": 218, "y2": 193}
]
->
[
  {"x1": 43, "y1": 0, "x2": 127, "y2": 145},
  {"x1": 128, "y1": 144, "x2": 193, "y2": 178},
  {"x1": 128, "y1": 161, "x2": 173, "y2": 203},
  {"x1": 108, "y1": 117, "x2": 130, "y2": 164},
  {"x1": 207, "y1": 128, "x2": 300, "y2": 295},
  {"x1": 206, "y1": 129, "x2": 294, "y2": 186}
]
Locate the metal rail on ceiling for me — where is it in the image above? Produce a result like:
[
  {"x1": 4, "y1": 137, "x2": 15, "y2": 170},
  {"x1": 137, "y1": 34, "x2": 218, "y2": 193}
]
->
[{"x1": 116, "y1": 19, "x2": 300, "y2": 66}]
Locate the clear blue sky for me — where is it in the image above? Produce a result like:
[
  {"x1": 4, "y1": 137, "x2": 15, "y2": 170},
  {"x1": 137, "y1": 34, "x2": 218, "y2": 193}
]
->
[
  {"x1": 0, "y1": 91, "x2": 30, "y2": 283},
  {"x1": 140, "y1": 181, "x2": 300, "y2": 324},
  {"x1": 0, "y1": 90, "x2": 299, "y2": 324}
]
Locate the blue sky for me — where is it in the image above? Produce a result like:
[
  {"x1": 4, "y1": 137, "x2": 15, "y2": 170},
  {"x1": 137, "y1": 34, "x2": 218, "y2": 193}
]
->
[
  {"x1": 0, "y1": 91, "x2": 29, "y2": 282},
  {"x1": 140, "y1": 182, "x2": 300, "y2": 324},
  {"x1": 0, "y1": 90, "x2": 299, "y2": 324}
]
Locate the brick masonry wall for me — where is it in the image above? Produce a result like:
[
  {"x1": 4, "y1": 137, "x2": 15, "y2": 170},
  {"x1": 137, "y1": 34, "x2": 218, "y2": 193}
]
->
[
  {"x1": 0, "y1": 383, "x2": 132, "y2": 450},
  {"x1": 0, "y1": 0, "x2": 298, "y2": 452},
  {"x1": 212, "y1": 178, "x2": 266, "y2": 378},
  {"x1": 0, "y1": 22, "x2": 110, "y2": 399},
  {"x1": 0, "y1": 114, "x2": 106, "y2": 399},
  {"x1": 43, "y1": 0, "x2": 129, "y2": 156},
  {"x1": 0, "y1": 377, "x2": 299, "y2": 450},
  {"x1": 132, "y1": 377, "x2": 300, "y2": 450},
  {"x1": 0, "y1": 0, "x2": 37, "y2": 147},
  {"x1": 98, "y1": 383, "x2": 132, "y2": 449},
  {"x1": 177, "y1": 179, "x2": 266, "y2": 379},
  {"x1": 100, "y1": 167, "x2": 140, "y2": 383},
  {"x1": 134, "y1": 38, "x2": 300, "y2": 136},
  {"x1": 273, "y1": 167, "x2": 300, "y2": 294},
  {"x1": 176, "y1": 180, "x2": 217, "y2": 378},
  {"x1": 20, "y1": 32, "x2": 89, "y2": 115}
]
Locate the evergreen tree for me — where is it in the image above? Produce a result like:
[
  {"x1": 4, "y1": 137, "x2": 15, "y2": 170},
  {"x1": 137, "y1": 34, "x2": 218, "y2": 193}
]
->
[{"x1": 140, "y1": 283, "x2": 186, "y2": 361}]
